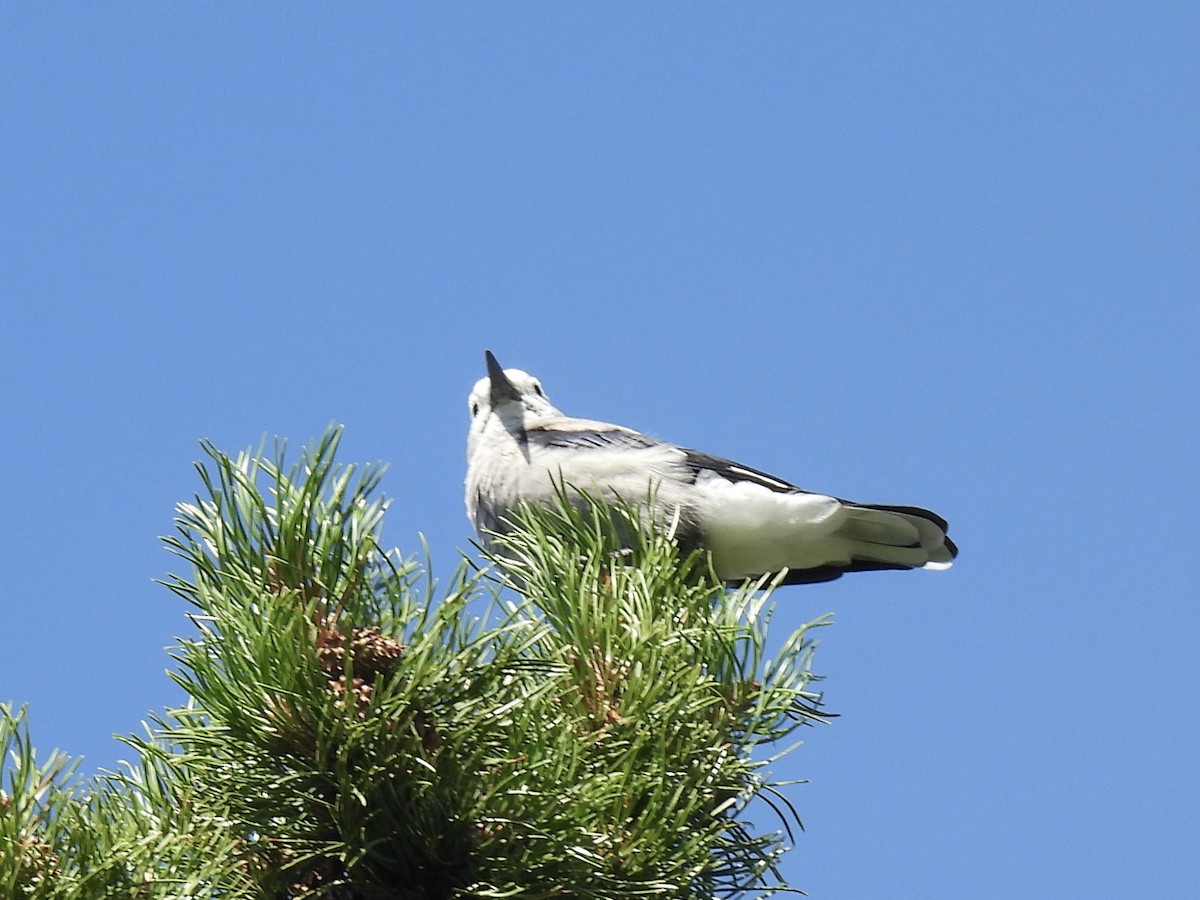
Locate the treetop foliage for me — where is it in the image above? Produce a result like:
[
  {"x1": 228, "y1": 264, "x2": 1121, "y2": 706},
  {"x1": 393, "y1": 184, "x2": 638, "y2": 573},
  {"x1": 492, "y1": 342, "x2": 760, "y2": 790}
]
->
[{"x1": 1, "y1": 426, "x2": 830, "y2": 899}]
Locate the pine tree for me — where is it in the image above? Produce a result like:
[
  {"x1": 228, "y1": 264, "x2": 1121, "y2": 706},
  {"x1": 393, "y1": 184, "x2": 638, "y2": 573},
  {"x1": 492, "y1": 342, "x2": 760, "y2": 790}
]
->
[{"x1": 1, "y1": 426, "x2": 830, "y2": 898}]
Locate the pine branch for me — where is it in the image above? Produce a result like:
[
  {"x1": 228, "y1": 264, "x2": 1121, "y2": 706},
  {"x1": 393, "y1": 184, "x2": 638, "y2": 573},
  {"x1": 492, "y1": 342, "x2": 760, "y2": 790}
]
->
[{"x1": 0, "y1": 425, "x2": 831, "y2": 899}]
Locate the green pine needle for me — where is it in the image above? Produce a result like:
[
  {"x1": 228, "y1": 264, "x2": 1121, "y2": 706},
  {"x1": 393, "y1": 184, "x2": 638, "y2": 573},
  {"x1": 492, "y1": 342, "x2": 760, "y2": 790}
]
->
[{"x1": 0, "y1": 425, "x2": 831, "y2": 899}]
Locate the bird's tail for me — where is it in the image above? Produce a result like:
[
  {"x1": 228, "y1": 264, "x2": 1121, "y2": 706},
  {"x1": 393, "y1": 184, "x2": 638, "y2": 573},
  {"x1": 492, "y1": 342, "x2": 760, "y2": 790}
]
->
[{"x1": 778, "y1": 502, "x2": 957, "y2": 585}]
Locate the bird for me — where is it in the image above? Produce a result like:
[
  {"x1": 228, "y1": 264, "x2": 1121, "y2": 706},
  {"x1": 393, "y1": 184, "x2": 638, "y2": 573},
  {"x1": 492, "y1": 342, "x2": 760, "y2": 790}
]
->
[{"x1": 465, "y1": 351, "x2": 956, "y2": 585}]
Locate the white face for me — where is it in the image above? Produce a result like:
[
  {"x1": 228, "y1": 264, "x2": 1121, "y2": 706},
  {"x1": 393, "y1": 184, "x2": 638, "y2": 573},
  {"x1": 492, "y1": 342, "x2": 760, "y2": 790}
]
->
[{"x1": 467, "y1": 367, "x2": 561, "y2": 439}]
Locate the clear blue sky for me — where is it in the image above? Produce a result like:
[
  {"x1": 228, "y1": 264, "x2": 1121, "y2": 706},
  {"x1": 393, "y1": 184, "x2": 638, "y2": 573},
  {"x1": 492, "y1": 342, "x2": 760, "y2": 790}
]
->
[{"x1": 2, "y1": 5, "x2": 1196, "y2": 897}]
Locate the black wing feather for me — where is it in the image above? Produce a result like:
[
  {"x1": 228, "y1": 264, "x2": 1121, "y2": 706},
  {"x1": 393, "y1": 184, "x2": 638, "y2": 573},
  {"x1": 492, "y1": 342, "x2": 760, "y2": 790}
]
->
[
  {"x1": 526, "y1": 427, "x2": 662, "y2": 452},
  {"x1": 685, "y1": 451, "x2": 957, "y2": 565},
  {"x1": 683, "y1": 449, "x2": 800, "y2": 493}
]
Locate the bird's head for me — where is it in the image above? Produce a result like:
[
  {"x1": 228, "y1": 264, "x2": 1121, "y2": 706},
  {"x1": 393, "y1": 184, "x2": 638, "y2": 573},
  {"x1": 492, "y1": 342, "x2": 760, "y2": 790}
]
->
[{"x1": 467, "y1": 351, "x2": 560, "y2": 447}]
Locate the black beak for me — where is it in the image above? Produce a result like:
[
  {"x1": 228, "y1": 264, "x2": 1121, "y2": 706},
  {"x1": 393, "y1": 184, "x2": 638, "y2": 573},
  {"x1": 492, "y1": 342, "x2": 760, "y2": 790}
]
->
[{"x1": 485, "y1": 350, "x2": 520, "y2": 404}]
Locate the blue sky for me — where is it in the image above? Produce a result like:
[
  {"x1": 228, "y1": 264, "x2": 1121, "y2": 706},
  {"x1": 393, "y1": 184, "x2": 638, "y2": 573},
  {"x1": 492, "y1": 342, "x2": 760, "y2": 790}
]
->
[{"x1": 2, "y1": 4, "x2": 1196, "y2": 897}]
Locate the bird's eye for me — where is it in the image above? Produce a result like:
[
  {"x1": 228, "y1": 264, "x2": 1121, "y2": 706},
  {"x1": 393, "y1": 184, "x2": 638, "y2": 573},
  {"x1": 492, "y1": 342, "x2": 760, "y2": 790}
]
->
[
  {"x1": 471, "y1": 402, "x2": 480, "y2": 417},
  {"x1": 533, "y1": 383, "x2": 544, "y2": 397}
]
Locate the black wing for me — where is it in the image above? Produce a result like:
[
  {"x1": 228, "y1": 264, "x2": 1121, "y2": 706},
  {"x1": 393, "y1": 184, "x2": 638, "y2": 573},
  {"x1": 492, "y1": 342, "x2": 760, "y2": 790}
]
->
[
  {"x1": 685, "y1": 449, "x2": 951, "y2": 529},
  {"x1": 527, "y1": 426, "x2": 664, "y2": 452},
  {"x1": 683, "y1": 449, "x2": 800, "y2": 493},
  {"x1": 683, "y1": 449, "x2": 957, "y2": 583}
]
